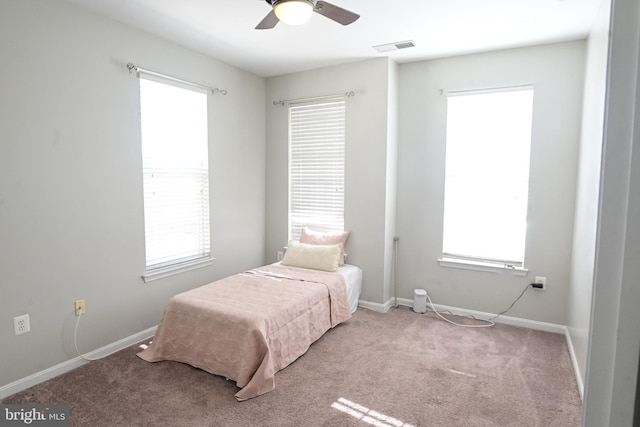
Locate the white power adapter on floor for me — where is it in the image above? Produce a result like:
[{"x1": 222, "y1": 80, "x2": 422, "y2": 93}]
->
[{"x1": 413, "y1": 289, "x2": 428, "y2": 313}]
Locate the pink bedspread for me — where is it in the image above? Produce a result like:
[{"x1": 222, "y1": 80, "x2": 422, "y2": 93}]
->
[{"x1": 137, "y1": 264, "x2": 351, "y2": 401}]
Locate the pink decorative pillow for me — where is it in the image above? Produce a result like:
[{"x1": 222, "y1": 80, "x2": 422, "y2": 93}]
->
[{"x1": 299, "y1": 226, "x2": 350, "y2": 266}]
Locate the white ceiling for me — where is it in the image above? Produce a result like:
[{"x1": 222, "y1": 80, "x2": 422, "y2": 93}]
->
[{"x1": 63, "y1": 0, "x2": 602, "y2": 77}]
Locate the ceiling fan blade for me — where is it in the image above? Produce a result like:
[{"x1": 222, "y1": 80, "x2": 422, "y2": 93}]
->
[
  {"x1": 314, "y1": 1, "x2": 360, "y2": 26},
  {"x1": 256, "y1": 9, "x2": 279, "y2": 29}
]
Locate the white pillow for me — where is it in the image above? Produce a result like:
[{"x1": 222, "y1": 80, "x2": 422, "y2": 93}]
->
[{"x1": 281, "y1": 241, "x2": 342, "y2": 272}]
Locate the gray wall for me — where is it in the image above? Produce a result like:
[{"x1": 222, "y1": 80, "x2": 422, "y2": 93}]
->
[
  {"x1": 265, "y1": 58, "x2": 397, "y2": 305},
  {"x1": 567, "y1": 0, "x2": 611, "y2": 395},
  {"x1": 0, "y1": 0, "x2": 266, "y2": 388},
  {"x1": 396, "y1": 42, "x2": 586, "y2": 325}
]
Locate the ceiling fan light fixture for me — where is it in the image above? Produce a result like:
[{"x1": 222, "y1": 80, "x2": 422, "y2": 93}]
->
[{"x1": 274, "y1": 0, "x2": 314, "y2": 26}]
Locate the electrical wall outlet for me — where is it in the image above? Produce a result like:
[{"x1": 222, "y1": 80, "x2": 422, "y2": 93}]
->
[
  {"x1": 14, "y1": 314, "x2": 30, "y2": 336},
  {"x1": 534, "y1": 276, "x2": 547, "y2": 290},
  {"x1": 75, "y1": 299, "x2": 86, "y2": 316},
  {"x1": 277, "y1": 251, "x2": 284, "y2": 261}
]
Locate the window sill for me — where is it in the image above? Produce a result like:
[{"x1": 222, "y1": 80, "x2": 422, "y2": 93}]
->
[
  {"x1": 437, "y1": 257, "x2": 529, "y2": 276},
  {"x1": 143, "y1": 256, "x2": 214, "y2": 283}
]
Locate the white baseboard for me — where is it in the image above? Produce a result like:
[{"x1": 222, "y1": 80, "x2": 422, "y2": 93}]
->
[
  {"x1": 357, "y1": 298, "x2": 396, "y2": 313},
  {"x1": 564, "y1": 327, "x2": 585, "y2": 400},
  {"x1": 0, "y1": 326, "x2": 156, "y2": 400},
  {"x1": 358, "y1": 297, "x2": 566, "y2": 334}
]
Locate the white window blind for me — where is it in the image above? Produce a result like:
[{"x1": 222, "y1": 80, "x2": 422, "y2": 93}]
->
[
  {"x1": 139, "y1": 74, "x2": 211, "y2": 276},
  {"x1": 442, "y1": 86, "x2": 534, "y2": 267},
  {"x1": 289, "y1": 98, "x2": 346, "y2": 242}
]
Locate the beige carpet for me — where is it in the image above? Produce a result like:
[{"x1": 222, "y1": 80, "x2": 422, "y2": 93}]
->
[{"x1": 3, "y1": 307, "x2": 582, "y2": 426}]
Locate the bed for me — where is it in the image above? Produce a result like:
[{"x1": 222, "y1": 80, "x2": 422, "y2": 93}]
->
[{"x1": 138, "y1": 260, "x2": 362, "y2": 401}]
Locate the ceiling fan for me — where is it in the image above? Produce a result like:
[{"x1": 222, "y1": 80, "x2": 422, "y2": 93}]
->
[{"x1": 256, "y1": 0, "x2": 360, "y2": 29}]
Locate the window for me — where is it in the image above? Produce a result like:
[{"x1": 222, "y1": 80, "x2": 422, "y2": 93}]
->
[
  {"x1": 138, "y1": 74, "x2": 211, "y2": 281},
  {"x1": 288, "y1": 98, "x2": 346, "y2": 242},
  {"x1": 441, "y1": 86, "x2": 534, "y2": 270}
]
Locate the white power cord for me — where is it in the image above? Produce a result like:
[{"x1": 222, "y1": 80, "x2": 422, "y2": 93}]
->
[
  {"x1": 425, "y1": 293, "x2": 495, "y2": 328},
  {"x1": 74, "y1": 312, "x2": 122, "y2": 361},
  {"x1": 422, "y1": 283, "x2": 532, "y2": 329}
]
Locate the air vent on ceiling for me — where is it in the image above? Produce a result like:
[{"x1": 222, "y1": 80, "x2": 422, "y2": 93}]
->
[{"x1": 373, "y1": 40, "x2": 416, "y2": 53}]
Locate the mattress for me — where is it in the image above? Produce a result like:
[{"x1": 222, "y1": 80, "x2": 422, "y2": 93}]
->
[
  {"x1": 336, "y1": 264, "x2": 362, "y2": 313},
  {"x1": 274, "y1": 261, "x2": 362, "y2": 313}
]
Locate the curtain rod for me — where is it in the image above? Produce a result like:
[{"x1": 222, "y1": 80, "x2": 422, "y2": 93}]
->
[
  {"x1": 441, "y1": 84, "x2": 534, "y2": 97},
  {"x1": 273, "y1": 91, "x2": 355, "y2": 106},
  {"x1": 126, "y1": 63, "x2": 227, "y2": 95}
]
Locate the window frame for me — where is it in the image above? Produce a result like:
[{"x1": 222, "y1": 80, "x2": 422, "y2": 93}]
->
[
  {"x1": 438, "y1": 85, "x2": 534, "y2": 275},
  {"x1": 137, "y1": 72, "x2": 213, "y2": 282}
]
